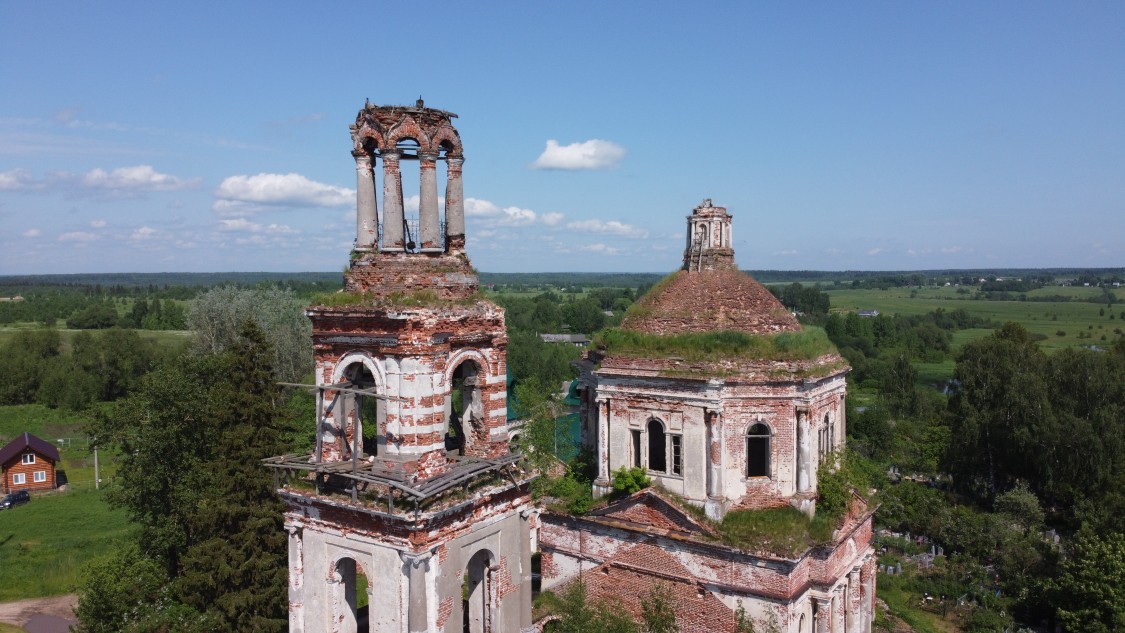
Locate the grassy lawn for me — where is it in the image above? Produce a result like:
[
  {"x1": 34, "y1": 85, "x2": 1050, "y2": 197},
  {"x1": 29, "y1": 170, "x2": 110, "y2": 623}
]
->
[
  {"x1": 0, "y1": 623, "x2": 27, "y2": 633},
  {"x1": 0, "y1": 323, "x2": 191, "y2": 352},
  {"x1": 827, "y1": 287, "x2": 1122, "y2": 352},
  {"x1": 0, "y1": 487, "x2": 133, "y2": 600}
]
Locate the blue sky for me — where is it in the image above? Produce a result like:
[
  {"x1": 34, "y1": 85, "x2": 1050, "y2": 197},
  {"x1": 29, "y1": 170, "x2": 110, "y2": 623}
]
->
[{"x1": 2, "y1": 2, "x2": 1123, "y2": 275}]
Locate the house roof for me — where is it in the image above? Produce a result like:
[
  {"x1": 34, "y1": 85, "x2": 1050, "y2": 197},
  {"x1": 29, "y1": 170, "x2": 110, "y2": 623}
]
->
[
  {"x1": 621, "y1": 269, "x2": 801, "y2": 336},
  {"x1": 0, "y1": 432, "x2": 60, "y2": 465}
]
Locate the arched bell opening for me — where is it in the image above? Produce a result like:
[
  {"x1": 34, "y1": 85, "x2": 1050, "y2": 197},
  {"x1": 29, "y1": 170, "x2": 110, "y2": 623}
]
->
[
  {"x1": 447, "y1": 359, "x2": 484, "y2": 456},
  {"x1": 337, "y1": 361, "x2": 382, "y2": 460}
]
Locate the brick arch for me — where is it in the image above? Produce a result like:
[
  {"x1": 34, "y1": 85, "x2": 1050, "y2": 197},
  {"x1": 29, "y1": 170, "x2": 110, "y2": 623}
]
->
[
  {"x1": 444, "y1": 348, "x2": 492, "y2": 386},
  {"x1": 352, "y1": 126, "x2": 385, "y2": 154},
  {"x1": 382, "y1": 115, "x2": 431, "y2": 151},
  {"x1": 744, "y1": 417, "x2": 774, "y2": 437},
  {"x1": 430, "y1": 124, "x2": 462, "y2": 156},
  {"x1": 328, "y1": 553, "x2": 370, "y2": 581},
  {"x1": 330, "y1": 351, "x2": 387, "y2": 392}
]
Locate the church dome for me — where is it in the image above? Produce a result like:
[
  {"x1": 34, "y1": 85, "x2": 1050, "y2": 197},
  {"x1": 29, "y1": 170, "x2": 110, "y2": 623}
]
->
[
  {"x1": 620, "y1": 200, "x2": 799, "y2": 336},
  {"x1": 621, "y1": 268, "x2": 800, "y2": 336}
]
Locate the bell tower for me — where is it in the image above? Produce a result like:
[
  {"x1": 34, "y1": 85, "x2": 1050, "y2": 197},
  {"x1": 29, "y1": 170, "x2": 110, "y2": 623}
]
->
[{"x1": 267, "y1": 100, "x2": 534, "y2": 633}]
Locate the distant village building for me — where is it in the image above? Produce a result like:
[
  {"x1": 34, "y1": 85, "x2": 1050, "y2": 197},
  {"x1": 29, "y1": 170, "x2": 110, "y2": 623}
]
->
[
  {"x1": 1, "y1": 432, "x2": 60, "y2": 493},
  {"x1": 857, "y1": 309, "x2": 879, "y2": 318},
  {"x1": 539, "y1": 333, "x2": 589, "y2": 347}
]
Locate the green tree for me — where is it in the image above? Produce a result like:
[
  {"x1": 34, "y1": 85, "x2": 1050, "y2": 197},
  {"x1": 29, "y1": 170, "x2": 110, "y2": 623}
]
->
[
  {"x1": 640, "y1": 583, "x2": 679, "y2": 633},
  {"x1": 74, "y1": 545, "x2": 215, "y2": 633},
  {"x1": 947, "y1": 323, "x2": 1054, "y2": 498},
  {"x1": 563, "y1": 298, "x2": 607, "y2": 334},
  {"x1": 81, "y1": 321, "x2": 291, "y2": 633},
  {"x1": 175, "y1": 321, "x2": 288, "y2": 631},
  {"x1": 188, "y1": 285, "x2": 312, "y2": 383},
  {"x1": 549, "y1": 580, "x2": 638, "y2": 633},
  {"x1": 0, "y1": 328, "x2": 61, "y2": 404},
  {"x1": 92, "y1": 355, "x2": 224, "y2": 574},
  {"x1": 1053, "y1": 530, "x2": 1125, "y2": 632}
]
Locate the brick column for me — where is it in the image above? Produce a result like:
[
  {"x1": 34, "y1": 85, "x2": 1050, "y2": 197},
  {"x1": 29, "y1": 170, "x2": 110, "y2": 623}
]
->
[
  {"x1": 705, "y1": 410, "x2": 723, "y2": 519},
  {"x1": 353, "y1": 151, "x2": 377, "y2": 250},
  {"x1": 847, "y1": 568, "x2": 862, "y2": 633},
  {"x1": 834, "y1": 585, "x2": 846, "y2": 633},
  {"x1": 706, "y1": 411, "x2": 721, "y2": 498},
  {"x1": 445, "y1": 155, "x2": 465, "y2": 252},
  {"x1": 381, "y1": 149, "x2": 404, "y2": 251},
  {"x1": 593, "y1": 399, "x2": 611, "y2": 494},
  {"x1": 286, "y1": 525, "x2": 305, "y2": 633},
  {"x1": 418, "y1": 150, "x2": 441, "y2": 250},
  {"x1": 401, "y1": 550, "x2": 432, "y2": 633},
  {"x1": 797, "y1": 409, "x2": 811, "y2": 492},
  {"x1": 861, "y1": 555, "x2": 877, "y2": 631},
  {"x1": 814, "y1": 597, "x2": 831, "y2": 633}
]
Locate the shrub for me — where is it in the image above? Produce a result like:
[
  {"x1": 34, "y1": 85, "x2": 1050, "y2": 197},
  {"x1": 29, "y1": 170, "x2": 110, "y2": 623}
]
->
[{"x1": 611, "y1": 466, "x2": 651, "y2": 497}]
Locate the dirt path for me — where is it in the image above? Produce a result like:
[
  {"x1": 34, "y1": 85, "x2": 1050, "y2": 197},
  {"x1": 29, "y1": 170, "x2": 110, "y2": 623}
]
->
[{"x1": 0, "y1": 595, "x2": 77, "y2": 632}]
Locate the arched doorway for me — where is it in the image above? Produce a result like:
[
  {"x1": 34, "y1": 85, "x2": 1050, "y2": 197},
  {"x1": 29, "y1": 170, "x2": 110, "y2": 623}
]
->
[
  {"x1": 463, "y1": 549, "x2": 494, "y2": 633},
  {"x1": 333, "y1": 557, "x2": 370, "y2": 633}
]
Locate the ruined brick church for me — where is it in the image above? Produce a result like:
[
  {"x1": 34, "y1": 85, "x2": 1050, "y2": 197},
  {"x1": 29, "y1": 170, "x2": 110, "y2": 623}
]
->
[{"x1": 266, "y1": 101, "x2": 875, "y2": 633}]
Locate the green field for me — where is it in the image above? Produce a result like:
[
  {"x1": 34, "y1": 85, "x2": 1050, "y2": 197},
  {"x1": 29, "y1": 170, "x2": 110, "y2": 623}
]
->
[
  {"x1": 827, "y1": 287, "x2": 1122, "y2": 352},
  {"x1": 0, "y1": 404, "x2": 131, "y2": 601},
  {"x1": 0, "y1": 487, "x2": 133, "y2": 600},
  {"x1": 0, "y1": 324, "x2": 192, "y2": 353}
]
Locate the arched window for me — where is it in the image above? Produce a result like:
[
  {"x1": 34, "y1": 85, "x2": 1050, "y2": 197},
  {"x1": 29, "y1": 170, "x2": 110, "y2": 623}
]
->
[
  {"x1": 746, "y1": 423, "x2": 771, "y2": 478},
  {"x1": 647, "y1": 419, "x2": 667, "y2": 473}
]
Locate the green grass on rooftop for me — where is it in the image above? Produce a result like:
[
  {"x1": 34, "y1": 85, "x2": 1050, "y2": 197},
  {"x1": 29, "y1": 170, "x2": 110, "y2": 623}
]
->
[
  {"x1": 593, "y1": 327, "x2": 838, "y2": 363},
  {"x1": 308, "y1": 289, "x2": 488, "y2": 309}
]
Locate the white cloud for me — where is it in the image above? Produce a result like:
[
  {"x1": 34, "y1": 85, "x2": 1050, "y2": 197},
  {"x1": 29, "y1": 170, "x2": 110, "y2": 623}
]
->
[
  {"x1": 775, "y1": 249, "x2": 799, "y2": 256},
  {"x1": 463, "y1": 197, "x2": 551, "y2": 227},
  {"x1": 940, "y1": 246, "x2": 964, "y2": 254},
  {"x1": 867, "y1": 248, "x2": 884, "y2": 256},
  {"x1": 218, "y1": 218, "x2": 296, "y2": 235},
  {"x1": 0, "y1": 169, "x2": 38, "y2": 191},
  {"x1": 90, "y1": 219, "x2": 107, "y2": 228},
  {"x1": 213, "y1": 172, "x2": 353, "y2": 214},
  {"x1": 580, "y1": 243, "x2": 623, "y2": 255},
  {"x1": 531, "y1": 139, "x2": 626, "y2": 170},
  {"x1": 130, "y1": 226, "x2": 159, "y2": 241},
  {"x1": 81, "y1": 165, "x2": 200, "y2": 192},
  {"x1": 219, "y1": 218, "x2": 261, "y2": 232},
  {"x1": 465, "y1": 197, "x2": 501, "y2": 217},
  {"x1": 566, "y1": 219, "x2": 648, "y2": 238},
  {"x1": 58, "y1": 231, "x2": 98, "y2": 242},
  {"x1": 541, "y1": 212, "x2": 565, "y2": 226},
  {"x1": 402, "y1": 194, "x2": 447, "y2": 213},
  {"x1": 22, "y1": 228, "x2": 40, "y2": 237}
]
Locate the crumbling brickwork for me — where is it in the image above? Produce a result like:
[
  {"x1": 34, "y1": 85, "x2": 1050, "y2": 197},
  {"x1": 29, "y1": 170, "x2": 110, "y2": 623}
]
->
[
  {"x1": 540, "y1": 200, "x2": 874, "y2": 632},
  {"x1": 271, "y1": 100, "x2": 534, "y2": 633}
]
